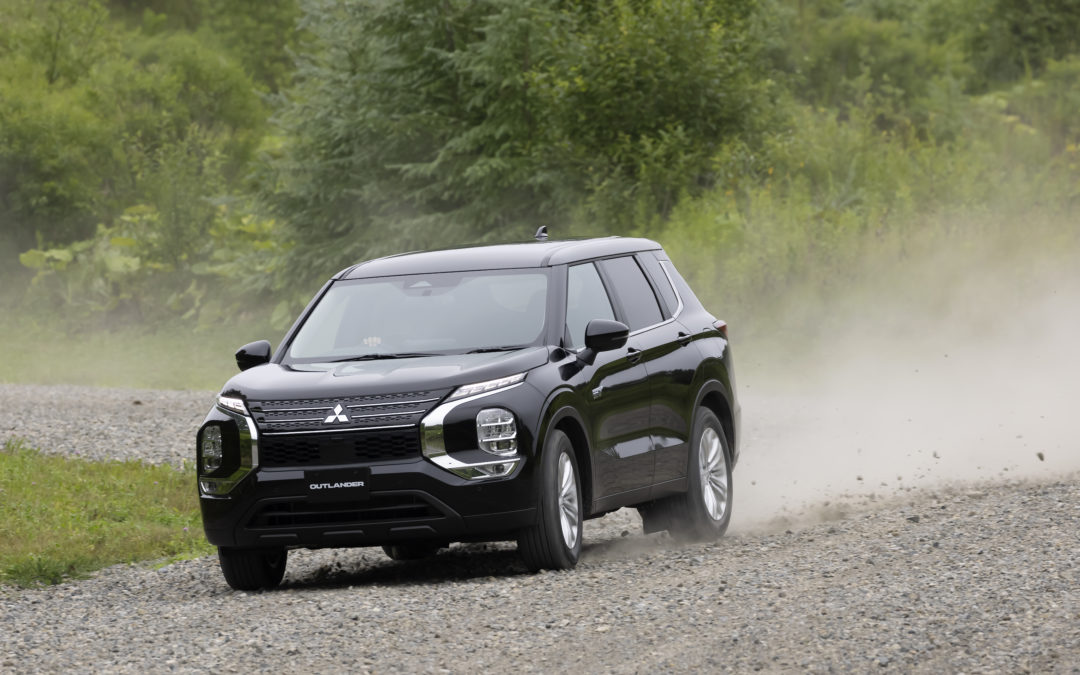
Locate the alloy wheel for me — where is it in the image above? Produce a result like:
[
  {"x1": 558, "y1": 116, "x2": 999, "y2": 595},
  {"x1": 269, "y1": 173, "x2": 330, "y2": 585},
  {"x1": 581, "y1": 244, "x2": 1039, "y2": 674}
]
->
[
  {"x1": 558, "y1": 452, "x2": 580, "y2": 549},
  {"x1": 698, "y1": 426, "x2": 729, "y2": 521}
]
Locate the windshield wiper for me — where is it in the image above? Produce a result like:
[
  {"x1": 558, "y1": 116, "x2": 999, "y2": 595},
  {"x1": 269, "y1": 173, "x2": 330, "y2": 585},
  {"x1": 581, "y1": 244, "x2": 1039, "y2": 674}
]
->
[
  {"x1": 466, "y1": 345, "x2": 527, "y2": 354},
  {"x1": 330, "y1": 352, "x2": 439, "y2": 362}
]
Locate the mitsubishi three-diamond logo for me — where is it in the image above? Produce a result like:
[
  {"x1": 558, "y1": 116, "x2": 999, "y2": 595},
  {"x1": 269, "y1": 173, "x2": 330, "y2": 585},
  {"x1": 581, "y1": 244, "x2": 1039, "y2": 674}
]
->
[{"x1": 324, "y1": 404, "x2": 349, "y2": 424}]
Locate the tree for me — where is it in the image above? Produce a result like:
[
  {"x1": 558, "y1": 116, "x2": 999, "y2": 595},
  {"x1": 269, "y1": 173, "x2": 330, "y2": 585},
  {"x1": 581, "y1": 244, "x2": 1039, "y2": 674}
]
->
[{"x1": 261, "y1": 0, "x2": 778, "y2": 291}]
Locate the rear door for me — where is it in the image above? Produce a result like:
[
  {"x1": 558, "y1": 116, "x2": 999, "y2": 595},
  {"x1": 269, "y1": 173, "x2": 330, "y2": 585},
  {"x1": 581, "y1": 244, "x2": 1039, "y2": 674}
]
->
[
  {"x1": 635, "y1": 252, "x2": 698, "y2": 491},
  {"x1": 592, "y1": 255, "x2": 670, "y2": 494}
]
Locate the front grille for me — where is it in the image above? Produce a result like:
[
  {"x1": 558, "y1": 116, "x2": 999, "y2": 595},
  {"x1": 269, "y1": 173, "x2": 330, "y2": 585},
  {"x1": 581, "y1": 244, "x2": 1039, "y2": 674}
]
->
[
  {"x1": 248, "y1": 389, "x2": 450, "y2": 434},
  {"x1": 260, "y1": 429, "x2": 421, "y2": 467},
  {"x1": 248, "y1": 495, "x2": 442, "y2": 529}
]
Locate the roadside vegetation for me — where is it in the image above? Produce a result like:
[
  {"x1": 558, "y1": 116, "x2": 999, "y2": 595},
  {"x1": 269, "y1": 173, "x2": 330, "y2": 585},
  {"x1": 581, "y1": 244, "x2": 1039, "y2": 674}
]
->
[
  {"x1": 2, "y1": 0, "x2": 1078, "y2": 377},
  {"x1": 0, "y1": 439, "x2": 211, "y2": 587}
]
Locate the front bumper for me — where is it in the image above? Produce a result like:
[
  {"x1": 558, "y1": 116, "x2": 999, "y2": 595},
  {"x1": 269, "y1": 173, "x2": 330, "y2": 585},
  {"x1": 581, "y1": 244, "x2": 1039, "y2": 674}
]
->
[
  {"x1": 200, "y1": 457, "x2": 538, "y2": 548},
  {"x1": 198, "y1": 383, "x2": 546, "y2": 549}
]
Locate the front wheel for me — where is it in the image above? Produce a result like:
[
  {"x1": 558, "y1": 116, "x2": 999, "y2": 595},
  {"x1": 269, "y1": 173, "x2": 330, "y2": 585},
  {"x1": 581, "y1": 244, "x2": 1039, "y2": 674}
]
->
[
  {"x1": 217, "y1": 547, "x2": 287, "y2": 591},
  {"x1": 517, "y1": 429, "x2": 583, "y2": 571},
  {"x1": 668, "y1": 407, "x2": 733, "y2": 541}
]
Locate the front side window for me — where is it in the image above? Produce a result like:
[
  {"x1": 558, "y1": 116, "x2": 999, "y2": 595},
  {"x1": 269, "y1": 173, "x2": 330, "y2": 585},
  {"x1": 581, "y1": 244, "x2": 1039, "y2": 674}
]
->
[
  {"x1": 565, "y1": 263, "x2": 615, "y2": 348},
  {"x1": 285, "y1": 270, "x2": 549, "y2": 362}
]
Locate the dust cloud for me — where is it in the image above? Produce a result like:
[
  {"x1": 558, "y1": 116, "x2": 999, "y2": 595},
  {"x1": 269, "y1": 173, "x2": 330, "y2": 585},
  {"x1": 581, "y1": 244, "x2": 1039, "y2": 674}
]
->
[{"x1": 730, "y1": 227, "x2": 1080, "y2": 532}]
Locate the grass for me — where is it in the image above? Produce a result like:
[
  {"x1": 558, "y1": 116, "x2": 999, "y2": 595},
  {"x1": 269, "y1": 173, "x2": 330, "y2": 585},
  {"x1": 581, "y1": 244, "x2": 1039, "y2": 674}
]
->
[
  {"x1": 0, "y1": 439, "x2": 213, "y2": 587},
  {"x1": 0, "y1": 314, "x2": 276, "y2": 391}
]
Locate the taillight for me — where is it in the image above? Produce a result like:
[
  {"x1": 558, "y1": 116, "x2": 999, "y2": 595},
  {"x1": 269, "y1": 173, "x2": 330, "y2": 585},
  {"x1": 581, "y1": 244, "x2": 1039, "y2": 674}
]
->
[{"x1": 713, "y1": 320, "x2": 728, "y2": 338}]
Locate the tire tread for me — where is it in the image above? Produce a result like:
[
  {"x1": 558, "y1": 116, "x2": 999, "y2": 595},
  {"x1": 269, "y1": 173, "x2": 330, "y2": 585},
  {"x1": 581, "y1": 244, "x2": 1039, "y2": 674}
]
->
[
  {"x1": 218, "y1": 547, "x2": 287, "y2": 591},
  {"x1": 518, "y1": 430, "x2": 581, "y2": 571}
]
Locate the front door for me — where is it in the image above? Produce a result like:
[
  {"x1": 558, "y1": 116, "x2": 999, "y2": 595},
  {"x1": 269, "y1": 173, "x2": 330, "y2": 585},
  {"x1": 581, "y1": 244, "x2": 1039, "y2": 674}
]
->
[{"x1": 564, "y1": 262, "x2": 654, "y2": 500}]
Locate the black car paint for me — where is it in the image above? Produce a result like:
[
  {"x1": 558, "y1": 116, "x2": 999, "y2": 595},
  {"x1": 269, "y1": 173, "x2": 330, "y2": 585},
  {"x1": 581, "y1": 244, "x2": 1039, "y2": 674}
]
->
[{"x1": 197, "y1": 238, "x2": 740, "y2": 552}]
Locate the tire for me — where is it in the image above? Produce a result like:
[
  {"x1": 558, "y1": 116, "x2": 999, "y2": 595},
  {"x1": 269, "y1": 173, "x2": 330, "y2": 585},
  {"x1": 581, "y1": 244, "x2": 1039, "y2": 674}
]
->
[
  {"x1": 517, "y1": 429, "x2": 583, "y2": 571},
  {"x1": 667, "y1": 407, "x2": 733, "y2": 541},
  {"x1": 217, "y1": 547, "x2": 287, "y2": 591},
  {"x1": 382, "y1": 542, "x2": 443, "y2": 561}
]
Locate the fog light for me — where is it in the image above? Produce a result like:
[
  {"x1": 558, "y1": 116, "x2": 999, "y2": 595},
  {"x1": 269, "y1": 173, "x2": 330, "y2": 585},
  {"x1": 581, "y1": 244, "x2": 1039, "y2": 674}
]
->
[
  {"x1": 201, "y1": 425, "x2": 223, "y2": 472},
  {"x1": 476, "y1": 408, "x2": 517, "y2": 456}
]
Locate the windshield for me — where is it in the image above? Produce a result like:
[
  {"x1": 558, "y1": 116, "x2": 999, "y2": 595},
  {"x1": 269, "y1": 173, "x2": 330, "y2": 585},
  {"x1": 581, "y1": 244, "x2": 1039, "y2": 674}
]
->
[{"x1": 285, "y1": 269, "x2": 550, "y2": 362}]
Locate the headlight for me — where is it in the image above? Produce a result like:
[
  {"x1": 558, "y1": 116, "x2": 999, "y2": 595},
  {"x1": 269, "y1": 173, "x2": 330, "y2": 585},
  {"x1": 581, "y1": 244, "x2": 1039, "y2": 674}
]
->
[
  {"x1": 201, "y1": 425, "x2": 223, "y2": 472},
  {"x1": 447, "y1": 373, "x2": 526, "y2": 401},
  {"x1": 476, "y1": 408, "x2": 517, "y2": 456},
  {"x1": 217, "y1": 396, "x2": 247, "y2": 414}
]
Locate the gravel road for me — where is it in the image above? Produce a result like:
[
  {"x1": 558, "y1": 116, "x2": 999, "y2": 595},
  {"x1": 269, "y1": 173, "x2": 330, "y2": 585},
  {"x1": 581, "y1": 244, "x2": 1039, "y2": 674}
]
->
[{"x1": 2, "y1": 383, "x2": 1079, "y2": 673}]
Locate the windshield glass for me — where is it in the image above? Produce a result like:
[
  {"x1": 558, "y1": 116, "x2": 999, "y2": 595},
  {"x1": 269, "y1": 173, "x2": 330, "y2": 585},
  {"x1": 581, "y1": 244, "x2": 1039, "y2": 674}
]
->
[{"x1": 285, "y1": 269, "x2": 549, "y2": 362}]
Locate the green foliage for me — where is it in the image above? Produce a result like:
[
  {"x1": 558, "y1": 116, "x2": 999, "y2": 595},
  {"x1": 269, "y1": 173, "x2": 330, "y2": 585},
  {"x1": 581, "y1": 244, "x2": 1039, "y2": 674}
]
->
[
  {"x1": 199, "y1": 0, "x2": 304, "y2": 92},
  {"x1": 2, "y1": 0, "x2": 280, "y2": 324},
  {"x1": 965, "y1": 0, "x2": 1080, "y2": 88},
  {"x1": 105, "y1": 0, "x2": 303, "y2": 92},
  {"x1": 660, "y1": 90, "x2": 1080, "y2": 329},
  {"x1": 0, "y1": 0, "x2": 114, "y2": 86},
  {"x1": 0, "y1": 73, "x2": 114, "y2": 249},
  {"x1": 261, "y1": 0, "x2": 558, "y2": 292},
  {"x1": 0, "y1": 439, "x2": 211, "y2": 587},
  {"x1": 0, "y1": 2, "x2": 267, "y2": 260},
  {"x1": 778, "y1": 0, "x2": 977, "y2": 138},
  {"x1": 4, "y1": 0, "x2": 1080, "y2": 347},
  {"x1": 263, "y1": 0, "x2": 779, "y2": 293},
  {"x1": 530, "y1": 0, "x2": 779, "y2": 226},
  {"x1": 994, "y1": 56, "x2": 1080, "y2": 153},
  {"x1": 19, "y1": 197, "x2": 286, "y2": 325}
]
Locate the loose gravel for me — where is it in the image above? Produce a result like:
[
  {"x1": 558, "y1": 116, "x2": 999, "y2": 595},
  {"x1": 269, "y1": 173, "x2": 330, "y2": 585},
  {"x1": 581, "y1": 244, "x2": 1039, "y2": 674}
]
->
[
  {"x1": 1, "y1": 384, "x2": 1078, "y2": 673},
  {"x1": 0, "y1": 383, "x2": 214, "y2": 467}
]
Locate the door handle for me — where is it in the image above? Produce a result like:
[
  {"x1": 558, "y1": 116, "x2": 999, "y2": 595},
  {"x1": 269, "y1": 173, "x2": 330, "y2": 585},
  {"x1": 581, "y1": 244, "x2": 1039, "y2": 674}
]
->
[
  {"x1": 677, "y1": 331, "x2": 693, "y2": 347},
  {"x1": 626, "y1": 347, "x2": 643, "y2": 364}
]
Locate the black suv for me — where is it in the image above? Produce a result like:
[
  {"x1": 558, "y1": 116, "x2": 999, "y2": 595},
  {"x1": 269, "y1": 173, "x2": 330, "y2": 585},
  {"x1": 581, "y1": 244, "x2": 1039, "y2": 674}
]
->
[{"x1": 197, "y1": 237, "x2": 740, "y2": 590}]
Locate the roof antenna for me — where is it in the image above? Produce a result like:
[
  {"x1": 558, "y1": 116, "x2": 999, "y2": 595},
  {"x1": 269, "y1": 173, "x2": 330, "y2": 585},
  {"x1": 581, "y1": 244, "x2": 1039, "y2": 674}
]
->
[{"x1": 534, "y1": 226, "x2": 548, "y2": 241}]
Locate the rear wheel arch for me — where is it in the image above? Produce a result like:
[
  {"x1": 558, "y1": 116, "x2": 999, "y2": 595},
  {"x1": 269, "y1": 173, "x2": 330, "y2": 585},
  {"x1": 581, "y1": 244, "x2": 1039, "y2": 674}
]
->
[{"x1": 696, "y1": 384, "x2": 735, "y2": 461}]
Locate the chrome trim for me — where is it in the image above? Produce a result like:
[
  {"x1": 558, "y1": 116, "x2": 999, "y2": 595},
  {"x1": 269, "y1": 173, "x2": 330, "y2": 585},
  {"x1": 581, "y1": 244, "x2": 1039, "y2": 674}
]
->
[
  {"x1": 625, "y1": 263, "x2": 686, "y2": 338},
  {"x1": 349, "y1": 409, "x2": 424, "y2": 419},
  {"x1": 261, "y1": 423, "x2": 415, "y2": 436},
  {"x1": 216, "y1": 396, "x2": 249, "y2": 415},
  {"x1": 420, "y1": 383, "x2": 525, "y2": 480},
  {"x1": 428, "y1": 454, "x2": 521, "y2": 480},
  {"x1": 628, "y1": 315, "x2": 676, "y2": 338},
  {"x1": 347, "y1": 398, "x2": 438, "y2": 409},
  {"x1": 251, "y1": 397, "x2": 438, "y2": 414},
  {"x1": 255, "y1": 405, "x2": 333, "y2": 413},
  {"x1": 199, "y1": 409, "x2": 259, "y2": 497},
  {"x1": 658, "y1": 260, "x2": 685, "y2": 319},
  {"x1": 243, "y1": 414, "x2": 260, "y2": 468}
]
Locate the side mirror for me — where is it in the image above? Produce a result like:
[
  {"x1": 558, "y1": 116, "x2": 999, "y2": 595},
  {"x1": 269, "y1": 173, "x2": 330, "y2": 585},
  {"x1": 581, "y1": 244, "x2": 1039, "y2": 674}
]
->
[
  {"x1": 579, "y1": 319, "x2": 629, "y2": 364},
  {"x1": 235, "y1": 340, "x2": 272, "y2": 371}
]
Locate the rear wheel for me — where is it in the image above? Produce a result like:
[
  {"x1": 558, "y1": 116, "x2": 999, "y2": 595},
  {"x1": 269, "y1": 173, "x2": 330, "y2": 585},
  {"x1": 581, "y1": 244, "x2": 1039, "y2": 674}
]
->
[
  {"x1": 517, "y1": 429, "x2": 582, "y2": 571},
  {"x1": 667, "y1": 407, "x2": 733, "y2": 541},
  {"x1": 382, "y1": 542, "x2": 443, "y2": 561},
  {"x1": 217, "y1": 547, "x2": 287, "y2": 591}
]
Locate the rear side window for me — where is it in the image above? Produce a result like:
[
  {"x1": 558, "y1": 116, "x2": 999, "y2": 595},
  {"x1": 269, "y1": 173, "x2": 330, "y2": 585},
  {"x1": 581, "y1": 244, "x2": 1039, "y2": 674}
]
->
[
  {"x1": 565, "y1": 263, "x2": 616, "y2": 348},
  {"x1": 637, "y1": 252, "x2": 679, "y2": 319},
  {"x1": 597, "y1": 256, "x2": 664, "y2": 331}
]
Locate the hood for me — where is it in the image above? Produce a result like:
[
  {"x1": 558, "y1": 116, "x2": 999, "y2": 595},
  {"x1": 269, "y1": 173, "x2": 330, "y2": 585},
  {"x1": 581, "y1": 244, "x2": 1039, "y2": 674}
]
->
[{"x1": 220, "y1": 347, "x2": 551, "y2": 401}]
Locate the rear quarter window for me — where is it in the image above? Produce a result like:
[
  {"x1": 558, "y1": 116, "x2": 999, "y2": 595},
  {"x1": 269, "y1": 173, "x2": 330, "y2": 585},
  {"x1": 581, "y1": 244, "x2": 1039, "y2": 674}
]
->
[
  {"x1": 637, "y1": 252, "x2": 680, "y2": 319},
  {"x1": 597, "y1": 256, "x2": 664, "y2": 331}
]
